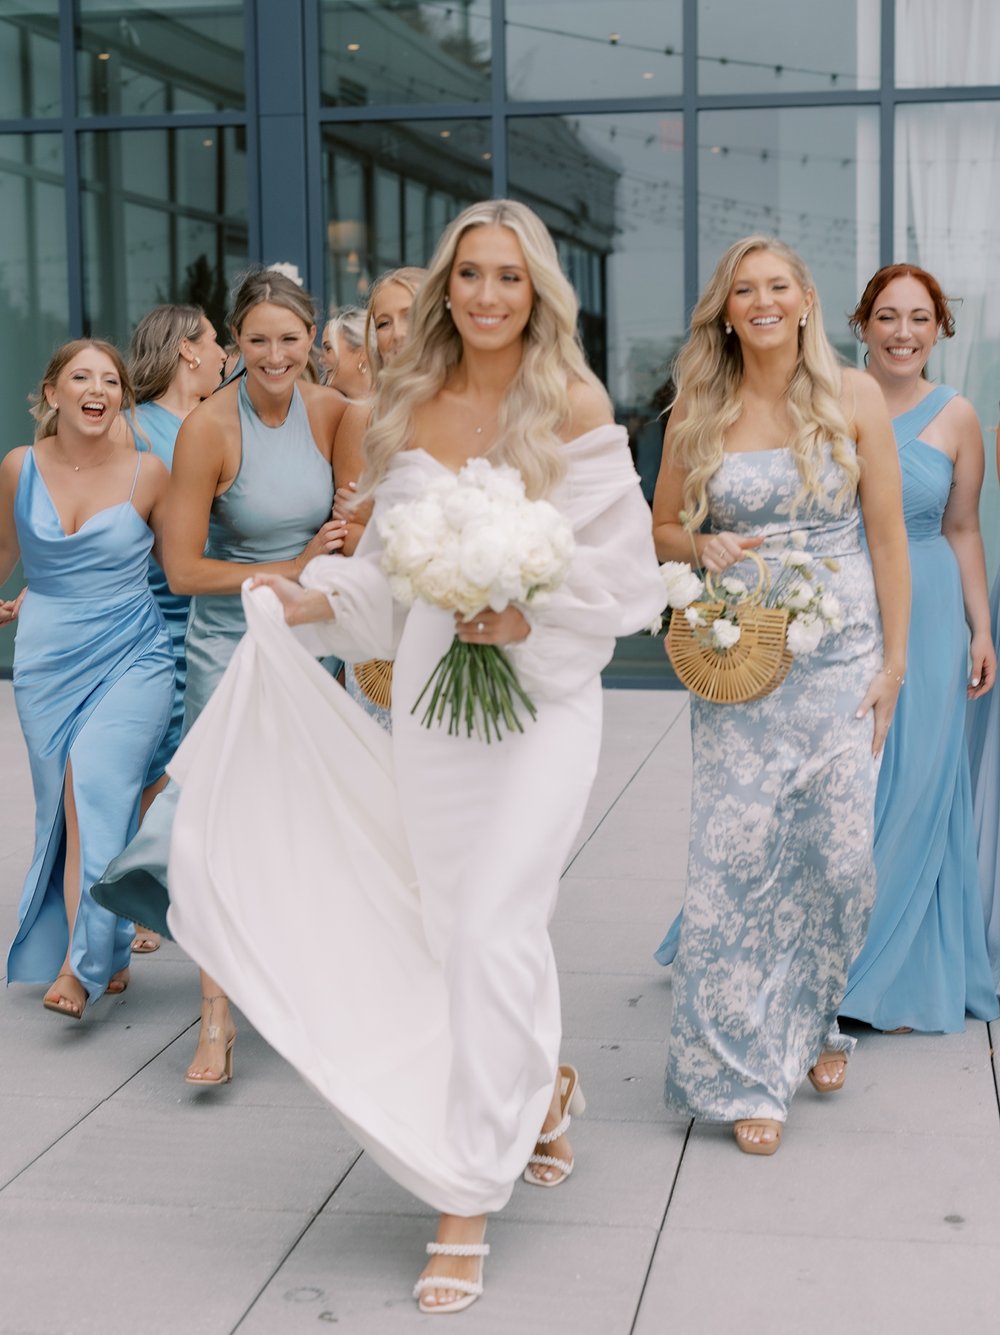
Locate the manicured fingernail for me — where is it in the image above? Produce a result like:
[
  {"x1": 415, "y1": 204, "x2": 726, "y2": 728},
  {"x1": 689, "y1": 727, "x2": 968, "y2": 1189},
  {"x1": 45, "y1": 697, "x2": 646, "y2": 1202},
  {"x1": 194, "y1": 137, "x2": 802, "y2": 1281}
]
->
[
  {"x1": 972, "y1": 678, "x2": 980, "y2": 687},
  {"x1": 855, "y1": 710, "x2": 863, "y2": 718}
]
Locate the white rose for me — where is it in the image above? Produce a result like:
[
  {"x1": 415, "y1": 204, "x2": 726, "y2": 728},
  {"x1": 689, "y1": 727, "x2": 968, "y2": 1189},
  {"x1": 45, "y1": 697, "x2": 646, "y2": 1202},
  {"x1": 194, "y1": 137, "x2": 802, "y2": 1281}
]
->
[
  {"x1": 786, "y1": 614, "x2": 825, "y2": 655},
  {"x1": 711, "y1": 617, "x2": 741, "y2": 649},
  {"x1": 458, "y1": 522, "x2": 508, "y2": 591}
]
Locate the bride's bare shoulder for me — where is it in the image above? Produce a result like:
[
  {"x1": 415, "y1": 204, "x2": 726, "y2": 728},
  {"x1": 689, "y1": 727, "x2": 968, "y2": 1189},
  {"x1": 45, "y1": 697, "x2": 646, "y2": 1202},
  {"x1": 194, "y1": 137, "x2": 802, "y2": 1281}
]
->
[{"x1": 562, "y1": 378, "x2": 615, "y2": 442}]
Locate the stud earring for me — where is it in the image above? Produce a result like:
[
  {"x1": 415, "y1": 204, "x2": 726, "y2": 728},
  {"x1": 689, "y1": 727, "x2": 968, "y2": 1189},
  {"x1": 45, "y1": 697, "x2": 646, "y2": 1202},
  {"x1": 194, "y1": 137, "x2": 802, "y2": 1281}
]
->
[
  {"x1": 724, "y1": 321, "x2": 732, "y2": 335},
  {"x1": 189, "y1": 356, "x2": 201, "y2": 369},
  {"x1": 799, "y1": 315, "x2": 808, "y2": 328}
]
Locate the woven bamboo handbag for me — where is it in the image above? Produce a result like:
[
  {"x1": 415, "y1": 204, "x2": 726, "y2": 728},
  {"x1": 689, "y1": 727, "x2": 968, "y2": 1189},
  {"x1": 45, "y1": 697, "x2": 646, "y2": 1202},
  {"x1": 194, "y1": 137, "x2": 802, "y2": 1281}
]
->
[
  {"x1": 353, "y1": 658, "x2": 393, "y2": 710},
  {"x1": 665, "y1": 551, "x2": 792, "y2": 704}
]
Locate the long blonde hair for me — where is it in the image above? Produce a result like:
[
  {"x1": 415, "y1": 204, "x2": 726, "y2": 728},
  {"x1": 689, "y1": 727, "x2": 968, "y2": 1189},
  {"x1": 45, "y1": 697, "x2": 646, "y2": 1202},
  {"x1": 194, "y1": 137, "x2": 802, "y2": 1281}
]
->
[
  {"x1": 30, "y1": 339, "x2": 135, "y2": 442},
  {"x1": 364, "y1": 267, "x2": 427, "y2": 377},
  {"x1": 362, "y1": 200, "x2": 605, "y2": 500},
  {"x1": 672, "y1": 235, "x2": 858, "y2": 527},
  {"x1": 128, "y1": 303, "x2": 204, "y2": 402}
]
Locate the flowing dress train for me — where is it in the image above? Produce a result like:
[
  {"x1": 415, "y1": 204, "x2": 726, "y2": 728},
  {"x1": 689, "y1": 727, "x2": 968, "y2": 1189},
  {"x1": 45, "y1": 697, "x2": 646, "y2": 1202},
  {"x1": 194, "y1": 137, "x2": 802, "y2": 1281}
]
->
[
  {"x1": 6, "y1": 450, "x2": 173, "y2": 999},
  {"x1": 164, "y1": 427, "x2": 663, "y2": 1214},
  {"x1": 663, "y1": 444, "x2": 881, "y2": 1125},
  {"x1": 92, "y1": 378, "x2": 335, "y2": 934},
  {"x1": 840, "y1": 386, "x2": 999, "y2": 1031}
]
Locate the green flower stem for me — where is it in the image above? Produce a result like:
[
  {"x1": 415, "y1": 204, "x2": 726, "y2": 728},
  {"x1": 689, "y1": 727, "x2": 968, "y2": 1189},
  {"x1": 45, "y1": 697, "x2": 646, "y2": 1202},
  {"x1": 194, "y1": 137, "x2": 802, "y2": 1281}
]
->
[{"x1": 412, "y1": 638, "x2": 537, "y2": 741}]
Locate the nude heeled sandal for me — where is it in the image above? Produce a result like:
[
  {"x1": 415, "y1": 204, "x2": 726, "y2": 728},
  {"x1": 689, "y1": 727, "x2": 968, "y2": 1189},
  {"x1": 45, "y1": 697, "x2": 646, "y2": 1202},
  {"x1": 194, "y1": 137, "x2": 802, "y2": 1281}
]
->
[
  {"x1": 523, "y1": 1063, "x2": 586, "y2": 1187},
  {"x1": 807, "y1": 1050, "x2": 847, "y2": 1094},
  {"x1": 733, "y1": 1119, "x2": 783, "y2": 1155},
  {"x1": 413, "y1": 1234, "x2": 490, "y2": 1315}
]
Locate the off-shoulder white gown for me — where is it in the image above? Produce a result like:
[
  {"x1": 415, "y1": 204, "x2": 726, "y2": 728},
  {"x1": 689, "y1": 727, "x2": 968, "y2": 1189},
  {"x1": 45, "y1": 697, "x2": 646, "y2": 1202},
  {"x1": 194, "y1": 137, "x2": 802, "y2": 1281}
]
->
[{"x1": 166, "y1": 426, "x2": 663, "y2": 1215}]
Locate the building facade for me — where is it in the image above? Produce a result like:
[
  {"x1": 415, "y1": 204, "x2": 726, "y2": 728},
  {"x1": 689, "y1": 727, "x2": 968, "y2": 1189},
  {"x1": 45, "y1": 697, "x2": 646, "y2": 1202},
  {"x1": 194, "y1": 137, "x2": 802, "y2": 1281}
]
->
[{"x1": 1, "y1": 0, "x2": 999, "y2": 671}]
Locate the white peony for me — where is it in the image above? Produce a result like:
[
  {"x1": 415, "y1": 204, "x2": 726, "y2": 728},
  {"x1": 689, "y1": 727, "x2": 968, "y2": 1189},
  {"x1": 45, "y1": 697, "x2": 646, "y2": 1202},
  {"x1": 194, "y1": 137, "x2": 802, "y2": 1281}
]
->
[
  {"x1": 786, "y1": 613, "x2": 825, "y2": 655},
  {"x1": 660, "y1": 561, "x2": 704, "y2": 609},
  {"x1": 711, "y1": 617, "x2": 741, "y2": 649}
]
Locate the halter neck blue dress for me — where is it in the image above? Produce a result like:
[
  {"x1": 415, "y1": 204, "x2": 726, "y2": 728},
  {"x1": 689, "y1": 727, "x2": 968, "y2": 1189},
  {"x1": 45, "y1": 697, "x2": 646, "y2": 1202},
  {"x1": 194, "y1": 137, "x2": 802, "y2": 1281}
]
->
[
  {"x1": 839, "y1": 385, "x2": 999, "y2": 1031},
  {"x1": 131, "y1": 401, "x2": 189, "y2": 784},
  {"x1": 91, "y1": 378, "x2": 335, "y2": 933},
  {"x1": 6, "y1": 449, "x2": 173, "y2": 999}
]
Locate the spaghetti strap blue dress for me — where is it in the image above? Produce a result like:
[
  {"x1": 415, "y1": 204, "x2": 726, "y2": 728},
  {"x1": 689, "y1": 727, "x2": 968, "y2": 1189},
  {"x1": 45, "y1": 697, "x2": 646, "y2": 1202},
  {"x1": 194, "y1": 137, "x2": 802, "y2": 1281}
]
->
[
  {"x1": 6, "y1": 449, "x2": 173, "y2": 1000},
  {"x1": 839, "y1": 385, "x2": 999, "y2": 1032}
]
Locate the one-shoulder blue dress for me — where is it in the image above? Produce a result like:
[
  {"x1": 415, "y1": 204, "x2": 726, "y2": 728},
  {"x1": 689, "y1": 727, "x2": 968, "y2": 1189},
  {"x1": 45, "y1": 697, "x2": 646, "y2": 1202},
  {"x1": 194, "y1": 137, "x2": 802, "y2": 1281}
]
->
[
  {"x1": 839, "y1": 385, "x2": 999, "y2": 1032},
  {"x1": 91, "y1": 379, "x2": 335, "y2": 934},
  {"x1": 132, "y1": 401, "x2": 190, "y2": 785},
  {"x1": 7, "y1": 450, "x2": 173, "y2": 999}
]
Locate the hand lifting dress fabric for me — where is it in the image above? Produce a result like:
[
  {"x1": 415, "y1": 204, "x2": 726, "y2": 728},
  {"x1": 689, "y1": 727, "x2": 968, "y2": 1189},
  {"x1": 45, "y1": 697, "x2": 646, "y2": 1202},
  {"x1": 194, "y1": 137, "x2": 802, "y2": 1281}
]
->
[
  {"x1": 661, "y1": 443, "x2": 881, "y2": 1126},
  {"x1": 164, "y1": 427, "x2": 664, "y2": 1215},
  {"x1": 6, "y1": 450, "x2": 173, "y2": 999},
  {"x1": 130, "y1": 402, "x2": 190, "y2": 785},
  {"x1": 840, "y1": 386, "x2": 999, "y2": 1032},
  {"x1": 91, "y1": 379, "x2": 335, "y2": 936}
]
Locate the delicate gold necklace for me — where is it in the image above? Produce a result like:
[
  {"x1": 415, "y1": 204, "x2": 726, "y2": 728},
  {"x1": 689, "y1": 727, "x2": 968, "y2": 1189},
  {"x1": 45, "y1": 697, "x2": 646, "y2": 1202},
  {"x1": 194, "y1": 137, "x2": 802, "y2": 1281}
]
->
[{"x1": 52, "y1": 440, "x2": 116, "y2": 472}]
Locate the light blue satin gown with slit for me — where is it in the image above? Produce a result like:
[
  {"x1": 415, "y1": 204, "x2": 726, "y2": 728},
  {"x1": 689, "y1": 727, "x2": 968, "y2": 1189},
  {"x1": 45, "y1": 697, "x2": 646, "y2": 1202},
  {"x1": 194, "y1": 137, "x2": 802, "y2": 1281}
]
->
[
  {"x1": 839, "y1": 385, "x2": 999, "y2": 1032},
  {"x1": 6, "y1": 449, "x2": 173, "y2": 1000}
]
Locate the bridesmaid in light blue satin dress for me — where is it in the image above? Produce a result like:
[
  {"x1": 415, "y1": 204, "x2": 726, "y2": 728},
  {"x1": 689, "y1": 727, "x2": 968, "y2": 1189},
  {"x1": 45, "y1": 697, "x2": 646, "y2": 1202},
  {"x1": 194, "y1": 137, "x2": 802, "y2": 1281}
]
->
[
  {"x1": 92, "y1": 266, "x2": 349, "y2": 1081},
  {"x1": 0, "y1": 341, "x2": 173, "y2": 1019},
  {"x1": 839, "y1": 265, "x2": 998, "y2": 1033}
]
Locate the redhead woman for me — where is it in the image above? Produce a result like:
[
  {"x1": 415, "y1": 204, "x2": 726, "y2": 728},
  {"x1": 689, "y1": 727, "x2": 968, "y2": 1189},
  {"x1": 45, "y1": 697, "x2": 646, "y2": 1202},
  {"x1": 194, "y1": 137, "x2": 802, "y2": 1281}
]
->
[
  {"x1": 1, "y1": 342, "x2": 173, "y2": 1017},
  {"x1": 92, "y1": 268, "x2": 349, "y2": 1081},
  {"x1": 839, "y1": 264, "x2": 998, "y2": 1033},
  {"x1": 155, "y1": 201, "x2": 663, "y2": 1313},
  {"x1": 654, "y1": 237, "x2": 909, "y2": 1154}
]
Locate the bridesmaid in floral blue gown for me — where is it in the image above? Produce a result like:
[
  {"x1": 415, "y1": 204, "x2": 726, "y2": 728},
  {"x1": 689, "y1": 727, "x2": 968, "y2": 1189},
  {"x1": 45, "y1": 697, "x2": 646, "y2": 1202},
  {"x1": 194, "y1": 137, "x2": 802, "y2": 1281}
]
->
[
  {"x1": 840, "y1": 264, "x2": 998, "y2": 1033},
  {"x1": 0, "y1": 341, "x2": 173, "y2": 1018},
  {"x1": 652, "y1": 237, "x2": 909, "y2": 1155}
]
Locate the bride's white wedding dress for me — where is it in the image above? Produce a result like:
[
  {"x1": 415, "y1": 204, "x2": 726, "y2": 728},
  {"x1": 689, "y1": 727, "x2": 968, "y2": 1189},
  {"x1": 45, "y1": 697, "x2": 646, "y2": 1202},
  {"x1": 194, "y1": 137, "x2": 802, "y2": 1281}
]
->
[{"x1": 166, "y1": 426, "x2": 663, "y2": 1215}]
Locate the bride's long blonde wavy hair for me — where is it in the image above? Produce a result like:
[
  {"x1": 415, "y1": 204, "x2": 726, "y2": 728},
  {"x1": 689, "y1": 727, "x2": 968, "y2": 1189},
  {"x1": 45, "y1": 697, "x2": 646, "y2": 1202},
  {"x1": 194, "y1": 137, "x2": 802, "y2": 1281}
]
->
[
  {"x1": 360, "y1": 199, "x2": 606, "y2": 500},
  {"x1": 672, "y1": 235, "x2": 858, "y2": 527}
]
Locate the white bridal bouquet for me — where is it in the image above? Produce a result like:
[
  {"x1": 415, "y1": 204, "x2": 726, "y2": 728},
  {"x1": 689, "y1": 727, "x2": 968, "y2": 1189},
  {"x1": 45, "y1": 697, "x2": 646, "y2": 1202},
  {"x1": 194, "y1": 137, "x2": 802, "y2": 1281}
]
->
[{"x1": 377, "y1": 457, "x2": 575, "y2": 740}]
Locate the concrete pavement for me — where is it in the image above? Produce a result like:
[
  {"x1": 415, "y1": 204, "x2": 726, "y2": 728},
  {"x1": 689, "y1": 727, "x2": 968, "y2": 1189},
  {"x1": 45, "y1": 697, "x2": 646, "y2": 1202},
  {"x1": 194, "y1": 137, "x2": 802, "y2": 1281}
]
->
[{"x1": 1, "y1": 681, "x2": 999, "y2": 1335}]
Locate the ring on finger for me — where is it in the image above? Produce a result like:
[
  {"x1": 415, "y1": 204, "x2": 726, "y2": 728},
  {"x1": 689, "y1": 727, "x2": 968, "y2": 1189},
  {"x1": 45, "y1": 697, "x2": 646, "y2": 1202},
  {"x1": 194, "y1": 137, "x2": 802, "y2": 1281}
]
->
[{"x1": 476, "y1": 621, "x2": 486, "y2": 634}]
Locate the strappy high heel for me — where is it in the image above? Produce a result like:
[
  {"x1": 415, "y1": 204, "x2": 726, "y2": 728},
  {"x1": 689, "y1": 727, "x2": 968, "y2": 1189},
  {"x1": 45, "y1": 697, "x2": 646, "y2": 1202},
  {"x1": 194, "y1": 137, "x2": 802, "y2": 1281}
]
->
[
  {"x1": 807, "y1": 1050, "x2": 847, "y2": 1094},
  {"x1": 523, "y1": 1063, "x2": 586, "y2": 1188},
  {"x1": 413, "y1": 1230, "x2": 489, "y2": 1315},
  {"x1": 42, "y1": 973, "x2": 86, "y2": 1020},
  {"x1": 185, "y1": 995, "x2": 237, "y2": 1085}
]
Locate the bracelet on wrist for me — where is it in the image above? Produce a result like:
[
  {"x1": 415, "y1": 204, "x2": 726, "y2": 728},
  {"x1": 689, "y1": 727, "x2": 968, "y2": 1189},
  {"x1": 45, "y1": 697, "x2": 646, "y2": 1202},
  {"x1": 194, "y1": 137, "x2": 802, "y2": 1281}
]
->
[{"x1": 880, "y1": 666, "x2": 905, "y2": 686}]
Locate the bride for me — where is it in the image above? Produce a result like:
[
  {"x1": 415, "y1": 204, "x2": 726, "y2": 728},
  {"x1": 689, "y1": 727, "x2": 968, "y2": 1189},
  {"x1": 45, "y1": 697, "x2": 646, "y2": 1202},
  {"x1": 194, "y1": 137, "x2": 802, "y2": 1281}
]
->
[{"x1": 164, "y1": 200, "x2": 663, "y2": 1314}]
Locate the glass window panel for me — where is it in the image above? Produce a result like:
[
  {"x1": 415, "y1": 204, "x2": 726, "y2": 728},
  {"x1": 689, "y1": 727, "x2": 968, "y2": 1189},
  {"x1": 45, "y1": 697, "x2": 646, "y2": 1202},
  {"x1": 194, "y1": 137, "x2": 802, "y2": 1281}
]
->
[
  {"x1": 896, "y1": 0, "x2": 999, "y2": 87},
  {"x1": 80, "y1": 127, "x2": 248, "y2": 345},
  {"x1": 508, "y1": 112, "x2": 685, "y2": 501},
  {"x1": 0, "y1": 132, "x2": 68, "y2": 670},
  {"x1": 699, "y1": 107, "x2": 880, "y2": 364},
  {"x1": 76, "y1": 0, "x2": 245, "y2": 115},
  {"x1": 0, "y1": 3, "x2": 61, "y2": 118},
  {"x1": 506, "y1": 1, "x2": 682, "y2": 102},
  {"x1": 896, "y1": 100, "x2": 1000, "y2": 570},
  {"x1": 698, "y1": 0, "x2": 880, "y2": 94},
  {"x1": 319, "y1": 1, "x2": 491, "y2": 107},
  {"x1": 320, "y1": 119, "x2": 491, "y2": 310}
]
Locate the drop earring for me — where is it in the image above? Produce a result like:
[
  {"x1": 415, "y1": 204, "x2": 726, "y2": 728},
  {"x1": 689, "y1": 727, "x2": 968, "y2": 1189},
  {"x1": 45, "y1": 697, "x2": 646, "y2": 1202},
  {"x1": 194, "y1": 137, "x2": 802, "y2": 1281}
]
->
[
  {"x1": 444, "y1": 296, "x2": 452, "y2": 311},
  {"x1": 724, "y1": 321, "x2": 732, "y2": 335},
  {"x1": 799, "y1": 315, "x2": 808, "y2": 328}
]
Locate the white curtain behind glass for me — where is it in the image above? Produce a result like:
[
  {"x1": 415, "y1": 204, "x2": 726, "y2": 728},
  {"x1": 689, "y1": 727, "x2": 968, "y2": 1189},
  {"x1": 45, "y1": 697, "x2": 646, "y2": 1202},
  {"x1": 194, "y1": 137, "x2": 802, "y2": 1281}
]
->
[{"x1": 895, "y1": 1, "x2": 1000, "y2": 568}]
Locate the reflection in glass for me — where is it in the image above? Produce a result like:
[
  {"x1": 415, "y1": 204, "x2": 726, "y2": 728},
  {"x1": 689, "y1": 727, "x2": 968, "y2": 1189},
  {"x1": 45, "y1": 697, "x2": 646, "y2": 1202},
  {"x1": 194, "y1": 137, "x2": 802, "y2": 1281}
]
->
[
  {"x1": 508, "y1": 112, "x2": 685, "y2": 499},
  {"x1": 698, "y1": 0, "x2": 879, "y2": 94},
  {"x1": 80, "y1": 127, "x2": 248, "y2": 345},
  {"x1": 699, "y1": 107, "x2": 879, "y2": 361},
  {"x1": 896, "y1": 0, "x2": 999, "y2": 87},
  {"x1": 0, "y1": 2, "x2": 61, "y2": 118},
  {"x1": 896, "y1": 100, "x2": 1000, "y2": 566},
  {"x1": 76, "y1": 0, "x2": 245, "y2": 115},
  {"x1": 321, "y1": 120, "x2": 492, "y2": 311},
  {"x1": 319, "y1": 1, "x2": 491, "y2": 107},
  {"x1": 506, "y1": 1, "x2": 681, "y2": 102},
  {"x1": 0, "y1": 132, "x2": 68, "y2": 666}
]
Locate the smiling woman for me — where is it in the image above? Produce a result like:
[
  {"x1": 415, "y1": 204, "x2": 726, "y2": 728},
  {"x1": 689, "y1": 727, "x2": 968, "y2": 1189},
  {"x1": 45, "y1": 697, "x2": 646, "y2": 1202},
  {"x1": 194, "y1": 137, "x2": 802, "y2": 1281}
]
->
[{"x1": 0, "y1": 340, "x2": 174, "y2": 1020}]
